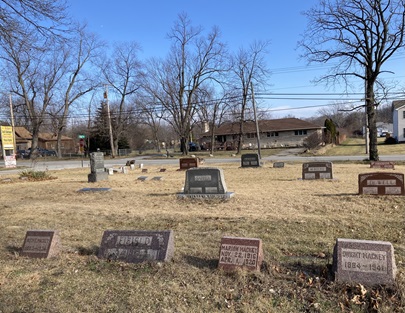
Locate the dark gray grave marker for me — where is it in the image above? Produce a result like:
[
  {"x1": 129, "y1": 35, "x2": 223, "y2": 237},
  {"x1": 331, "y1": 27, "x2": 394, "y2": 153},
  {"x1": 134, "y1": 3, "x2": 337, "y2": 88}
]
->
[
  {"x1": 333, "y1": 238, "x2": 397, "y2": 285},
  {"x1": 177, "y1": 167, "x2": 234, "y2": 199},
  {"x1": 358, "y1": 172, "x2": 404, "y2": 195},
  {"x1": 273, "y1": 162, "x2": 285, "y2": 168},
  {"x1": 137, "y1": 176, "x2": 149, "y2": 181},
  {"x1": 88, "y1": 152, "x2": 108, "y2": 182},
  {"x1": 78, "y1": 187, "x2": 111, "y2": 192},
  {"x1": 218, "y1": 236, "x2": 263, "y2": 271},
  {"x1": 98, "y1": 230, "x2": 174, "y2": 263},
  {"x1": 21, "y1": 230, "x2": 61, "y2": 258},
  {"x1": 302, "y1": 162, "x2": 333, "y2": 179},
  {"x1": 241, "y1": 153, "x2": 260, "y2": 168}
]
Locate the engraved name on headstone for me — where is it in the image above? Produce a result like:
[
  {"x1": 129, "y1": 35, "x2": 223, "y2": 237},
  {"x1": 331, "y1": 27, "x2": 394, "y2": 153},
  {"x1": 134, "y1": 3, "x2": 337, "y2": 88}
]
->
[
  {"x1": 358, "y1": 172, "x2": 404, "y2": 195},
  {"x1": 88, "y1": 152, "x2": 108, "y2": 182},
  {"x1": 333, "y1": 238, "x2": 397, "y2": 285},
  {"x1": 302, "y1": 162, "x2": 333, "y2": 179},
  {"x1": 98, "y1": 230, "x2": 174, "y2": 263},
  {"x1": 179, "y1": 157, "x2": 199, "y2": 170},
  {"x1": 21, "y1": 230, "x2": 61, "y2": 258},
  {"x1": 177, "y1": 167, "x2": 234, "y2": 199},
  {"x1": 370, "y1": 161, "x2": 395, "y2": 170},
  {"x1": 218, "y1": 236, "x2": 263, "y2": 271},
  {"x1": 273, "y1": 162, "x2": 285, "y2": 168},
  {"x1": 241, "y1": 153, "x2": 260, "y2": 168}
]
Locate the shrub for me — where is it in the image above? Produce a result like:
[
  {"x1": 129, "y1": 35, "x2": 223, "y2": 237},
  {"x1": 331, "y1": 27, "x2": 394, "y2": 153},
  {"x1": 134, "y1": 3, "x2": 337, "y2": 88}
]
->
[{"x1": 19, "y1": 169, "x2": 55, "y2": 181}]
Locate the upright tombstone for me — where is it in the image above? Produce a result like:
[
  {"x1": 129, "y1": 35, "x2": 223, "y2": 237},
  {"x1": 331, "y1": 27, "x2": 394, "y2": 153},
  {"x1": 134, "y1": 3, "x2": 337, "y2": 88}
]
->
[
  {"x1": 333, "y1": 238, "x2": 397, "y2": 285},
  {"x1": 20, "y1": 230, "x2": 61, "y2": 258},
  {"x1": 98, "y1": 230, "x2": 174, "y2": 263},
  {"x1": 177, "y1": 167, "x2": 234, "y2": 199},
  {"x1": 179, "y1": 157, "x2": 200, "y2": 170},
  {"x1": 358, "y1": 172, "x2": 404, "y2": 195},
  {"x1": 302, "y1": 162, "x2": 333, "y2": 180},
  {"x1": 218, "y1": 236, "x2": 263, "y2": 272},
  {"x1": 241, "y1": 153, "x2": 260, "y2": 168},
  {"x1": 370, "y1": 161, "x2": 395, "y2": 170},
  {"x1": 88, "y1": 152, "x2": 108, "y2": 182},
  {"x1": 273, "y1": 162, "x2": 285, "y2": 168}
]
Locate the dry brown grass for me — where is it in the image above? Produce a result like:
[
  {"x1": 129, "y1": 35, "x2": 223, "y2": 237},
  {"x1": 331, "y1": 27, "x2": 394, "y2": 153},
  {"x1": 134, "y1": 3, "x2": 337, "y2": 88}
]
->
[{"x1": 0, "y1": 162, "x2": 404, "y2": 312}]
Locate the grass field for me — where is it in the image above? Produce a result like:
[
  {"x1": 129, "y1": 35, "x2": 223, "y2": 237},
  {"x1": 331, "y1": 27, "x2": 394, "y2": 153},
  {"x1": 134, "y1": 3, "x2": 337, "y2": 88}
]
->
[{"x1": 0, "y1": 161, "x2": 404, "y2": 312}]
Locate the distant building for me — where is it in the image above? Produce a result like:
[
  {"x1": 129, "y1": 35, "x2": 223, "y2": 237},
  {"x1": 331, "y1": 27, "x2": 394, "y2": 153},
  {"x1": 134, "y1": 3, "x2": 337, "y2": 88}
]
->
[{"x1": 392, "y1": 100, "x2": 405, "y2": 142}]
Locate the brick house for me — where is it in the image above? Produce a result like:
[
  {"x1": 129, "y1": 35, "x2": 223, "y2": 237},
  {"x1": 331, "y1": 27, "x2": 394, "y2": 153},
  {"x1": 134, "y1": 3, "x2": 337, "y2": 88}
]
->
[{"x1": 199, "y1": 118, "x2": 324, "y2": 150}]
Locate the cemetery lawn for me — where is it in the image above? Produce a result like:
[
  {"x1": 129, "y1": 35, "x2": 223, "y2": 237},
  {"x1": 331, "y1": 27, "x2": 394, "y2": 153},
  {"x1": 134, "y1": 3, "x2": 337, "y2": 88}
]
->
[{"x1": 0, "y1": 163, "x2": 404, "y2": 313}]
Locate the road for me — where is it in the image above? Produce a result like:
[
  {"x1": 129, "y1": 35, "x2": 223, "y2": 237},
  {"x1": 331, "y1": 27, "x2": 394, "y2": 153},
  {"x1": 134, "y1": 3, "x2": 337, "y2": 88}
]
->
[{"x1": 0, "y1": 152, "x2": 404, "y2": 175}]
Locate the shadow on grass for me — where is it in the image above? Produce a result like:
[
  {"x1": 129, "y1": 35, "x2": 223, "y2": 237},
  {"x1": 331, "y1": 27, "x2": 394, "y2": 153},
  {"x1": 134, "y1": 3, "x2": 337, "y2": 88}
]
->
[
  {"x1": 6, "y1": 245, "x2": 21, "y2": 254},
  {"x1": 183, "y1": 255, "x2": 218, "y2": 269},
  {"x1": 316, "y1": 193, "x2": 358, "y2": 197},
  {"x1": 282, "y1": 257, "x2": 334, "y2": 281},
  {"x1": 77, "y1": 245, "x2": 99, "y2": 256}
]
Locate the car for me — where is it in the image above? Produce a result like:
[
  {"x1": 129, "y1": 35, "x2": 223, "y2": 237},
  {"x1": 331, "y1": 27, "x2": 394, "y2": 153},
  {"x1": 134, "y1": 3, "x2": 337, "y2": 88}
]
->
[
  {"x1": 39, "y1": 148, "x2": 57, "y2": 157},
  {"x1": 188, "y1": 142, "x2": 200, "y2": 151}
]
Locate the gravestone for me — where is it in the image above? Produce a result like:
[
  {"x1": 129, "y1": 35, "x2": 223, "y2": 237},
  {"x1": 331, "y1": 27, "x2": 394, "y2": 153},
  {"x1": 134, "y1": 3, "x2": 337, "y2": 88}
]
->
[
  {"x1": 78, "y1": 187, "x2": 111, "y2": 192},
  {"x1": 241, "y1": 153, "x2": 260, "y2": 168},
  {"x1": 333, "y1": 238, "x2": 397, "y2": 285},
  {"x1": 218, "y1": 236, "x2": 263, "y2": 271},
  {"x1": 179, "y1": 157, "x2": 199, "y2": 170},
  {"x1": 302, "y1": 162, "x2": 333, "y2": 179},
  {"x1": 273, "y1": 162, "x2": 285, "y2": 168},
  {"x1": 20, "y1": 230, "x2": 61, "y2": 258},
  {"x1": 88, "y1": 152, "x2": 108, "y2": 182},
  {"x1": 358, "y1": 172, "x2": 404, "y2": 195},
  {"x1": 159, "y1": 168, "x2": 167, "y2": 172},
  {"x1": 370, "y1": 161, "x2": 395, "y2": 170},
  {"x1": 152, "y1": 176, "x2": 163, "y2": 181},
  {"x1": 137, "y1": 176, "x2": 149, "y2": 181},
  {"x1": 177, "y1": 167, "x2": 234, "y2": 199},
  {"x1": 130, "y1": 164, "x2": 135, "y2": 170},
  {"x1": 107, "y1": 168, "x2": 114, "y2": 175},
  {"x1": 98, "y1": 230, "x2": 174, "y2": 263},
  {"x1": 142, "y1": 168, "x2": 148, "y2": 173},
  {"x1": 121, "y1": 166, "x2": 129, "y2": 174}
]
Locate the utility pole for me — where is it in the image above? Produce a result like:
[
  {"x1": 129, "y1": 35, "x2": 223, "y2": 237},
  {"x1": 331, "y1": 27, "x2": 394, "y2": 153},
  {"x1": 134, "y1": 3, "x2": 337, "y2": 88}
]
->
[
  {"x1": 364, "y1": 68, "x2": 369, "y2": 155},
  {"x1": 251, "y1": 82, "x2": 261, "y2": 159},
  {"x1": 104, "y1": 85, "x2": 115, "y2": 158},
  {"x1": 9, "y1": 94, "x2": 16, "y2": 154}
]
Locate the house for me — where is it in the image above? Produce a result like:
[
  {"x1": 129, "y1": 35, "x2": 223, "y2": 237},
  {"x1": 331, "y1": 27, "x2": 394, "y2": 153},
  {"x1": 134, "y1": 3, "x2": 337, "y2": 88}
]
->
[
  {"x1": 199, "y1": 118, "x2": 324, "y2": 150},
  {"x1": 392, "y1": 100, "x2": 405, "y2": 142}
]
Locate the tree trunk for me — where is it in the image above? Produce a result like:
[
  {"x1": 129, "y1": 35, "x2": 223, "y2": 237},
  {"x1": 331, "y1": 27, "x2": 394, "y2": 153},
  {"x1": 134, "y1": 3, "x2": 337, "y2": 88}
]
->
[
  {"x1": 237, "y1": 121, "x2": 243, "y2": 154},
  {"x1": 366, "y1": 81, "x2": 378, "y2": 161}
]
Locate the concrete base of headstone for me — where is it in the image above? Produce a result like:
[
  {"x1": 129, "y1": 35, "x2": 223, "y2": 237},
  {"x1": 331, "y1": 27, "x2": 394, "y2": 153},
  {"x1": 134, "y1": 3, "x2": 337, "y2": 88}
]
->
[
  {"x1": 78, "y1": 187, "x2": 111, "y2": 192},
  {"x1": 177, "y1": 192, "x2": 235, "y2": 199},
  {"x1": 20, "y1": 230, "x2": 61, "y2": 258},
  {"x1": 88, "y1": 172, "x2": 108, "y2": 182},
  {"x1": 333, "y1": 238, "x2": 397, "y2": 286}
]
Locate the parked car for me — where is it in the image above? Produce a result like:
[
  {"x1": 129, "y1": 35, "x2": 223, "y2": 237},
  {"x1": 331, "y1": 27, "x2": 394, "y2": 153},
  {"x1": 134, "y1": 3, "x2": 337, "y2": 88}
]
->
[
  {"x1": 16, "y1": 149, "x2": 29, "y2": 159},
  {"x1": 188, "y1": 142, "x2": 200, "y2": 151},
  {"x1": 26, "y1": 148, "x2": 57, "y2": 157}
]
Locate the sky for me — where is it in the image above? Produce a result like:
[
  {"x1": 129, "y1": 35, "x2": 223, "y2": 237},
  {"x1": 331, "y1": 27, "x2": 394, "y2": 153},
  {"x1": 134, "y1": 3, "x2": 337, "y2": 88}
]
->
[{"x1": 67, "y1": 0, "x2": 405, "y2": 119}]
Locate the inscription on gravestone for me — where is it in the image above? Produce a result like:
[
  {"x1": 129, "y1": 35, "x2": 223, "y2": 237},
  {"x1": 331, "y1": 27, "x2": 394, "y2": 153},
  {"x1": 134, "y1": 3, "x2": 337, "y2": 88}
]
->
[
  {"x1": 302, "y1": 162, "x2": 333, "y2": 179},
  {"x1": 218, "y1": 236, "x2": 263, "y2": 271},
  {"x1": 177, "y1": 167, "x2": 234, "y2": 199},
  {"x1": 21, "y1": 230, "x2": 61, "y2": 258},
  {"x1": 241, "y1": 153, "x2": 260, "y2": 167},
  {"x1": 88, "y1": 152, "x2": 108, "y2": 182},
  {"x1": 98, "y1": 230, "x2": 174, "y2": 263},
  {"x1": 370, "y1": 161, "x2": 395, "y2": 170},
  {"x1": 179, "y1": 157, "x2": 199, "y2": 170},
  {"x1": 333, "y1": 238, "x2": 397, "y2": 285},
  {"x1": 358, "y1": 172, "x2": 404, "y2": 195},
  {"x1": 273, "y1": 162, "x2": 285, "y2": 168}
]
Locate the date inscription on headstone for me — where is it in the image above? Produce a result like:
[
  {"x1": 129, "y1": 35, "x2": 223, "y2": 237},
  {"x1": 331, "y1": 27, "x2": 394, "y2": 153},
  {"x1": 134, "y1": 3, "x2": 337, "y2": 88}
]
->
[
  {"x1": 241, "y1": 153, "x2": 260, "y2": 167},
  {"x1": 218, "y1": 236, "x2": 263, "y2": 271},
  {"x1": 358, "y1": 172, "x2": 404, "y2": 195},
  {"x1": 333, "y1": 238, "x2": 397, "y2": 285},
  {"x1": 21, "y1": 230, "x2": 60, "y2": 258},
  {"x1": 302, "y1": 162, "x2": 333, "y2": 179},
  {"x1": 98, "y1": 230, "x2": 174, "y2": 263}
]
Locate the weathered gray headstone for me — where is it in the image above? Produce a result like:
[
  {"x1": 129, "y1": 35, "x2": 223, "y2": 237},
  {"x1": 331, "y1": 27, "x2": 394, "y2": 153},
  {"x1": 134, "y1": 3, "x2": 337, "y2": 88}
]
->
[
  {"x1": 107, "y1": 168, "x2": 114, "y2": 175},
  {"x1": 302, "y1": 162, "x2": 333, "y2": 179},
  {"x1": 333, "y1": 238, "x2": 397, "y2": 285},
  {"x1": 370, "y1": 161, "x2": 395, "y2": 170},
  {"x1": 273, "y1": 162, "x2": 285, "y2": 168},
  {"x1": 358, "y1": 172, "x2": 404, "y2": 195},
  {"x1": 152, "y1": 176, "x2": 163, "y2": 181},
  {"x1": 21, "y1": 230, "x2": 61, "y2": 258},
  {"x1": 88, "y1": 152, "x2": 108, "y2": 182},
  {"x1": 177, "y1": 167, "x2": 234, "y2": 199},
  {"x1": 241, "y1": 153, "x2": 260, "y2": 168},
  {"x1": 98, "y1": 230, "x2": 174, "y2": 263},
  {"x1": 78, "y1": 187, "x2": 111, "y2": 192},
  {"x1": 137, "y1": 176, "x2": 149, "y2": 181},
  {"x1": 218, "y1": 236, "x2": 263, "y2": 272}
]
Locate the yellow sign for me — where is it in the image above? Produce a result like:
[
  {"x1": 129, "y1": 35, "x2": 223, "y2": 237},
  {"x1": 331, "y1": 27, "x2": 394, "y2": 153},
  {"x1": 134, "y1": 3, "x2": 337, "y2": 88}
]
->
[{"x1": 0, "y1": 126, "x2": 14, "y2": 149}]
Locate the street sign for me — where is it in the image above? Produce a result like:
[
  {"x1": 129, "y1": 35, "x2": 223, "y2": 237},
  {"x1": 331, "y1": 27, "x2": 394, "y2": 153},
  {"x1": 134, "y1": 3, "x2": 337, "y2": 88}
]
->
[{"x1": 78, "y1": 135, "x2": 85, "y2": 139}]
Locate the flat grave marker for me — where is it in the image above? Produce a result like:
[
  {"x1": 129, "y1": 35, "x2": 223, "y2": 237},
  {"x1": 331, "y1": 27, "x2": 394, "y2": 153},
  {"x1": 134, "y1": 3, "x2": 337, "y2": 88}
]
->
[
  {"x1": 273, "y1": 162, "x2": 285, "y2": 168},
  {"x1": 218, "y1": 236, "x2": 263, "y2": 271},
  {"x1": 358, "y1": 172, "x2": 404, "y2": 195},
  {"x1": 177, "y1": 167, "x2": 234, "y2": 199},
  {"x1": 142, "y1": 168, "x2": 148, "y2": 173},
  {"x1": 241, "y1": 153, "x2": 260, "y2": 168},
  {"x1": 20, "y1": 230, "x2": 61, "y2": 258},
  {"x1": 370, "y1": 161, "x2": 395, "y2": 170},
  {"x1": 302, "y1": 162, "x2": 333, "y2": 180},
  {"x1": 98, "y1": 230, "x2": 174, "y2": 263},
  {"x1": 78, "y1": 187, "x2": 111, "y2": 192},
  {"x1": 179, "y1": 157, "x2": 199, "y2": 170},
  {"x1": 333, "y1": 238, "x2": 397, "y2": 285}
]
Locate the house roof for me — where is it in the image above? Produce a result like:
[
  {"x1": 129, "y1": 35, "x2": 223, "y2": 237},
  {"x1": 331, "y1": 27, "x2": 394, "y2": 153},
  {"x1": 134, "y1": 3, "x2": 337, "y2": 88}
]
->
[
  {"x1": 392, "y1": 100, "x2": 405, "y2": 110},
  {"x1": 202, "y1": 118, "x2": 323, "y2": 136},
  {"x1": 38, "y1": 132, "x2": 72, "y2": 141},
  {"x1": 13, "y1": 126, "x2": 72, "y2": 141},
  {"x1": 14, "y1": 126, "x2": 32, "y2": 139}
]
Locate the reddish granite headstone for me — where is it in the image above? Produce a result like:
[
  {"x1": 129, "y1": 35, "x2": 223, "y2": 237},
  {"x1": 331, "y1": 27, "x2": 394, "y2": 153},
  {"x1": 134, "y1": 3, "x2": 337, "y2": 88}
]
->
[
  {"x1": 370, "y1": 161, "x2": 395, "y2": 170},
  {"x1": 333, "y1": 238, "x2": 397, "y2": 285},
  {"x1": 98, "y1": 230, "x2": 174, "y2": 263},
  {"x1": 302, "y1": 162, "x2": 333, "y2": 179},
  {"x1": 20, "y1": 230, "x2": 61, "y2": 258},
  {"x1": 358, "y1": 172, "x2": 404, "y2": 195},
  {"x1": 218, "y1": 236, "x2": 263, "y2": 271},
  {"x1": 179, "y1": 157, "x2": 199, "y2": 170}
]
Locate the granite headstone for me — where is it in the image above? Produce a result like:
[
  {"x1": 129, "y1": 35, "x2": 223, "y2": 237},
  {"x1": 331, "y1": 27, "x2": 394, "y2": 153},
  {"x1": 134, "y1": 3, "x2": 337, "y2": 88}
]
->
[
  {"x1": 20, "y1": 230, "x2": 61, "y2": 258},
  {"x1": 241, "y1": 153, "x2": 260, "y2": 168},
  {"x1": 358, "y1": 172, "x2": 405, "y2": 195},
  {"x1": 302, "y1": 162, "x2": 333, "y2": 179},
  {"x1": 370, "y1": 161, "x2": 395, "y2": 170},
  {"x1": 179, "y1": 157, "x2": 200, "y2": 170},
  {"x1": 88, "y1": 152, "x2": 108, "y2": 182}
]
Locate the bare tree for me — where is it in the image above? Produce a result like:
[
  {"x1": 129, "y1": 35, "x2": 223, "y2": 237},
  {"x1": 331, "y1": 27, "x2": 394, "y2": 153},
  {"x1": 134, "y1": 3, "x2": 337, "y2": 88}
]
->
[
  {"x1": 300, "y1": 0, "x2": 405, "y2": 160},
  {"x1": 230, "y1": 40, "x2": 270, "y2": 154},
  {"x1": 144, "y1": 13, "x2": 227, "y2": 155}
]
